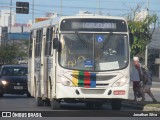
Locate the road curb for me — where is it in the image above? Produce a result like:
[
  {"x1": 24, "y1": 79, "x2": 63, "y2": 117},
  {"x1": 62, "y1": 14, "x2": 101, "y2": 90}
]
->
[
  {"x1": 122, "y1": 100, "x2": 160, "y2": 111},
  {"x1": 143, "y1": 104, "x2": 160, "y2": 111},
  {"x1": 143, "y1": 106, "x2": 160, "y2": 111},
  {"x1": 122, "y1": 100, "x2": 143, "y2": 110}
]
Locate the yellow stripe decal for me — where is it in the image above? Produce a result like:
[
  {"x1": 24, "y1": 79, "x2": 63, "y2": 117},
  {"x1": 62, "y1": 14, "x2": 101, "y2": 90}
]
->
[{"x1": 72, "y1": 71, "x2": 79, "y2": 87}]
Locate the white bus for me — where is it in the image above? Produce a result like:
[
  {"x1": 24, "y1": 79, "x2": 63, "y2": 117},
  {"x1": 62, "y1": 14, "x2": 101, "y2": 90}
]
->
[{"x1": 28, "y1": 15, "x2": 132, "y2": 110}]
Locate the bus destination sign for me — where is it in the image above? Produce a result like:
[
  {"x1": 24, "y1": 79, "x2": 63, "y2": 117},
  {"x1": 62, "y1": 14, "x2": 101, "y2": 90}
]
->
[
  {"x1": 60, "y1": 18, "x2": 127, "y2": 32},
  {"x1": 72, "y1": 22, "x2": 116, "y2": 30}
]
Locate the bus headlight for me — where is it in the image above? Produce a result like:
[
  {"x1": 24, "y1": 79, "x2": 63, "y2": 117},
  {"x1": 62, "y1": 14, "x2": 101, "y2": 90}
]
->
[
  {"x1": 61, "y1": 77, "x2": 72, "y2": 86},
  {"x1": 1, "y1": 80, "x2": 7, "y2": 85},
  {"x1": 112, "y1": 78, "x2": 127, "y2": 87}
]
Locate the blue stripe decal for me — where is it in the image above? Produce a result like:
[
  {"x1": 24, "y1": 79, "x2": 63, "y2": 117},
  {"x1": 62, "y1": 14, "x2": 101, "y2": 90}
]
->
[{"x1": 90, "y1": 73, "x2": 96, "y2": 88}]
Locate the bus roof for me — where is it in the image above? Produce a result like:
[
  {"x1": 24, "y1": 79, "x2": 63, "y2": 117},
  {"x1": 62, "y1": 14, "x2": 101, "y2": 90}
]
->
[
  {"x1": 60, "y1": 15, "x2": 126, "y2": 21},
  {"x1": 31, "y1": 17, "x2": 60, "y2": 30}
]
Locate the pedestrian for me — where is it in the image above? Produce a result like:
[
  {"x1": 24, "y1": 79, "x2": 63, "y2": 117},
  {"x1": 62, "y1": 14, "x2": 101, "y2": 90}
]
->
[
  {"x1": 141, "y1": 65, "x2": 157, "y2": 103},
  {"x1": 130, "y1": 56, "x2": 143, "y2": 101}
]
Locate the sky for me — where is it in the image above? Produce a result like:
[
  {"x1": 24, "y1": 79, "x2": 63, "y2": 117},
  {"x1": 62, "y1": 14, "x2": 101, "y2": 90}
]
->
[{"x1": 0, "y1": 0, "x2": 160, "y2": 24}]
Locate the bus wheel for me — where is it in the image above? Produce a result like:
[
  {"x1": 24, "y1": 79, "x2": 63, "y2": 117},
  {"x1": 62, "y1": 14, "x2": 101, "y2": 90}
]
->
[
  {"x1": 0, "y1": 92, "x2": 3, "y2": 97},
  {"x1": 36, "y1": 97, "x2": 44, "y2": 106},
  {"x1": 27, "y1": 92, "x2": 31, "y2": 98},
  {"x1": 51, "y1": 99, "x2": 60, "y2": 110},
  {"x1": 111, "y1": 99, "x2": 122, "y2": 110},
  {"x1": 44, "y1": 99, "x2": 51, "y2": 106}
]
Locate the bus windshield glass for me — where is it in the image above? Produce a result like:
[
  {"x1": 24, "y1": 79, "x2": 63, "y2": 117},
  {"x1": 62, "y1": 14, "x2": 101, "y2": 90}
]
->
[{"x1": 59, "y1": 33, "x2": 129, "y2": 71}]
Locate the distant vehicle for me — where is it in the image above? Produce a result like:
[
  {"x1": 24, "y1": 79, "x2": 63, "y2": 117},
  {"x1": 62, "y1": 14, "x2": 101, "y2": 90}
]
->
[{"x1": 0, "y1": 65, "x2": 31, "y2": 97}]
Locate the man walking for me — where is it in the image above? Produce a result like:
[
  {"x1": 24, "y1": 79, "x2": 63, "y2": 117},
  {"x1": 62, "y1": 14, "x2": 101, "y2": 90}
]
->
[
  {"x1": 141, "y1": 66, "x2": 157, "y2": 103},
  {"x1": 130, "y1": 57, "x2": 143, "y2": 101}
]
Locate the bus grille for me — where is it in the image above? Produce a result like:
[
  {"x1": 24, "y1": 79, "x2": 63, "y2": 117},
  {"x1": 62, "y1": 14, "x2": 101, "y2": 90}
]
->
[{"x1": 81, "y1": 89, "x2": 105, "y2": 94}]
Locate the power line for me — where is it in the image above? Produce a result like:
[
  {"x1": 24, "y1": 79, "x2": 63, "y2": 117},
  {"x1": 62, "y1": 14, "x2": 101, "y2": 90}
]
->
[
  {"x1": 0, "y1": 1, "x2": 160, "y2": 14},
  {"x1": 1, "y1": 0, "x2": 160, "y2": 23}
]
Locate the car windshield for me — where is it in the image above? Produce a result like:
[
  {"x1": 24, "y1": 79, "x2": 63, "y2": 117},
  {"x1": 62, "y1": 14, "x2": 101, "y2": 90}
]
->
[
  {"x1": 2, "y1": 67, "x2": 27, "y2": 76},
  {"x1": 59, "y1": 33, "x2": 129, "y2": 71}
]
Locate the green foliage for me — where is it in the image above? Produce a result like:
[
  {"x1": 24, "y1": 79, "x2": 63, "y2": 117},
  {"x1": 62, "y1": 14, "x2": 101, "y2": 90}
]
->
[
  {"x1": 128, "y1": 14, "x2": 158, "y2": 58},
  {"x1": 0, "y1": 44, "x2": 27, "y2": 64}
]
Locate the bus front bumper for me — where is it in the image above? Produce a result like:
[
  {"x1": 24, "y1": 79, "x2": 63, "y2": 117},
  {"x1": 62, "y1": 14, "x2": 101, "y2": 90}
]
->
[{"x1": 56, "y1": 83, "x2": 129, "y2": 100}]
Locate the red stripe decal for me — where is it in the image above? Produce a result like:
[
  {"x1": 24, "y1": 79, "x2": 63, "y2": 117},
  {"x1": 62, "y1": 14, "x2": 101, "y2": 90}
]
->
[{"x1": 84, "y1": 72, "x2": 90, "y2": 88}]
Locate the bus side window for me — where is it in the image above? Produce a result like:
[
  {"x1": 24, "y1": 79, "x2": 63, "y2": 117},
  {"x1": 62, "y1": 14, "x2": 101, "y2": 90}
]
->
[
  {"x1": 35, "y1": 30, "x2": 38, "y2": 57},
  {"x1": 35, "y1": 29, "x2": 43, "y2": 57},
  {"x1": 29, "y1": 31, "x2": 33, "y2": 58},
  {"x1": 45, "y1": 27, "x2": 54, "y2": 56},
  {"x1": 45, "y1": 28, "x2": 50, "y2": 56},
  {"x1": 38, "y1": 29, "x2": 43, "y2": 57}
]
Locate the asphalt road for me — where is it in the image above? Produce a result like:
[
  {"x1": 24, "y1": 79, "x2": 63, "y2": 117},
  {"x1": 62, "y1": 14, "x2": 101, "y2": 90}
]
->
[
  {"x1": 0, "y1": 95, "x2": 160, "y2": 120},
  {"x1": 0, "y1": 82, "x2": 159, "y2": 120},
  {"x1": 0, "y1": 95, "x2": 159, "y2": 120},
  {"x1": 0, "y1": 81, "x2": 159, "y2": 111},
  {"x1": 129, "y1": 82, "x2": 160, "y2": 102},
  {"x1": 0, "y1": 94, "x2": 134, "y2": 111}
]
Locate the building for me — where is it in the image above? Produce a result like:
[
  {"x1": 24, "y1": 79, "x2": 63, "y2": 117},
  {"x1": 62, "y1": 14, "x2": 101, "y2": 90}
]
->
[
  {"x1": 0, "y1": 25, "x2": 30, "y2": 46},
  {"x1": 8, "y1": 26, "x2": 30, "y2": 41},
  {"x1": 134, "y1": 9, "x2": 148, "y2": 22},
  {"x1": 0, "y1": 27, "x2": 8, "y2": 46},
  {"x1": 0, "y1": 9, "x2": 30, "y2": 46},
  {"x1": 148, "y1": 28, "x2": 160, "y2": 81},
  {"x1": 0, "y1": 10, "x2": 16, "y2": 45},
  {"x1": 0, "y1": 10, "x2": 16, "y2": 27}
]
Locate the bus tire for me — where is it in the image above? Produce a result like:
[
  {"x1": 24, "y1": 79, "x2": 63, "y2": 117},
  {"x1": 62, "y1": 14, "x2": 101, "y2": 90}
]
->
[
  {"x1": 51, "y1": 99, "x2": 60, "y2": 110},
  {"x1": 0, "y1": 92, "x2": 3, "y2": 97},
  {"x1": 111, "y1": 99, "x2": 122, "y2": 110},
  {"x1": 36, "y1": 97, "x2": 44, "y2": 106},
  {"x1": 27, "y1": 92, "x2": 32, "y2": 98},
  {"x1": 45, "y1": 99, "x2": 51, "y2": 106}
]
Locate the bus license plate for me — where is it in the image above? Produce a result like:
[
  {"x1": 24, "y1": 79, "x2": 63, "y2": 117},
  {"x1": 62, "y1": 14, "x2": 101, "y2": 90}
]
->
[{"x1": 14, "y1": 86, "x2": 23, "y2": 90}]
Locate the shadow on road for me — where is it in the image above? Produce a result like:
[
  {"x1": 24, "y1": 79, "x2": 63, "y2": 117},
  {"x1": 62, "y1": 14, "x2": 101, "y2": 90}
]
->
[
  {"x1": 60, "y1": 103, "x2": 106, "y2": 110},
  {"x1": 0, "y1": 94, "x2": 33, "y2": 99}
]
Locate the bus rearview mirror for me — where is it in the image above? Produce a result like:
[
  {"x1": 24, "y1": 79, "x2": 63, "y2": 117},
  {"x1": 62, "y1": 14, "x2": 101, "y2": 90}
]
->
[
  {"x1": 53, "y1": 38, "x2": 61, "y2": 52},
  {"x1": 53, "y1": 38, "x2": 59, "y2": 49}
]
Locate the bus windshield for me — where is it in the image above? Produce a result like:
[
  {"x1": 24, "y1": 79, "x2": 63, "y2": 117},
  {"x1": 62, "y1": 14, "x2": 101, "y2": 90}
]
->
[{"x1": 59, "y1": 33, "x2": 129, "y2": 71}]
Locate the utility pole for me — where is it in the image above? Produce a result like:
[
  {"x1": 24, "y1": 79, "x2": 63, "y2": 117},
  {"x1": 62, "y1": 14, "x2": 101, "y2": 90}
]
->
[
  {"x1": 147, "y1": 0, "x2": 149, "y2": 13},
  {"x1": 60, "y1": 0, "x2": 62, "y2": 16},
  {"x1": 9, "y1": 0, "x2": 12, "y2": 43},
  {"x1": 98, "y1": 0, "x2": 101, "y2": 15},
  {"x1": 32, "y1": 0, "x2": 34, "y2": 24},
  {"x1": 145, "y1": 0, "x2": 149, "y2": 67}
]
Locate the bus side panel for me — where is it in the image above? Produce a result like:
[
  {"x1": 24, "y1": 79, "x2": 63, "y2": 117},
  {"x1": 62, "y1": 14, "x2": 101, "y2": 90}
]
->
[
  {"x1": 40, "y1": 28, "x2": 47, "y2": 99},
  {"x1": 28, "y1": 36, "x2": 36, "y2": 97},
  {"x1": 28, "y1": 58, "x2": 31, "y2": 94},
  {"x1": 50, "y1": 26, "x2": 58, "y2": 99},
  {"x1": 35, "y1": 58, "x2": 41, "y2": 97}
]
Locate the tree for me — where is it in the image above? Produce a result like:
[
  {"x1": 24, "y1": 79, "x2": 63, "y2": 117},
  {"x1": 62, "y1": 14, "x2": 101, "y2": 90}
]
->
[
  {"x1": 128, "y1": 14, "x2": 157, "y2": 57},
  {"x1": 127, "y1": 5, "x2": 158, "y2": 59},
  {"x1": 0, "y1": 43, "x2": 27, "y2": 64}
]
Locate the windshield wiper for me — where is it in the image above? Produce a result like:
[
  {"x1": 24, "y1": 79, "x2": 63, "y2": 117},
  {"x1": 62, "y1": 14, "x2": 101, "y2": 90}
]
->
[
  {"x1": 101, "y1": 32, "x2": 112, "y2": 50},
  {"x1": 75, "y1": 31, "x2": 88, "y2": 48}
]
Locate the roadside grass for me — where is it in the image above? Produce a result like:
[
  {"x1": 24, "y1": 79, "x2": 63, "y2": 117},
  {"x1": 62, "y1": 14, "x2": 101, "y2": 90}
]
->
[{"x1": 145, "y1": 104, "x2": 160, "y2": 108}]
